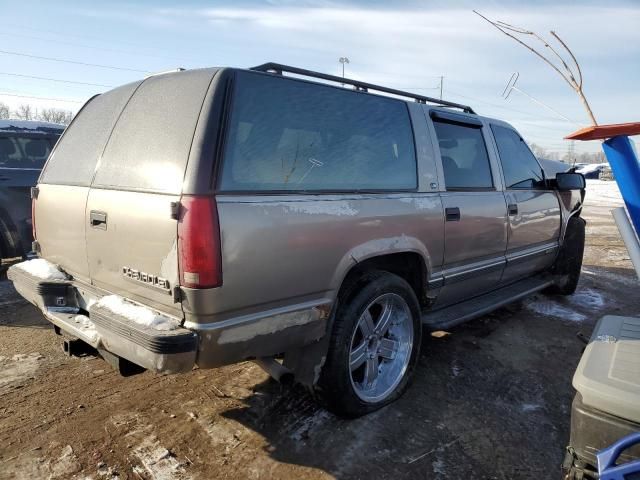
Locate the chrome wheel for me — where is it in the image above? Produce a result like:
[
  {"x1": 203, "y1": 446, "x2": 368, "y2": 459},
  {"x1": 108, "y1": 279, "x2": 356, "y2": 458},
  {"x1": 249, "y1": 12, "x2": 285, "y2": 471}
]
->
[{"x1": 349, "y1": 293, "x2": 414, "y2": 403}]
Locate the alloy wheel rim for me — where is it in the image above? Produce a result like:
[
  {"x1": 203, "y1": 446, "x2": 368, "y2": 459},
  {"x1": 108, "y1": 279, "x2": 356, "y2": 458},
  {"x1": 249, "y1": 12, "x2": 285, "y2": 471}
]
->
[{"x1": 348, "y1": 293, "x2": 414, "y2": 403}]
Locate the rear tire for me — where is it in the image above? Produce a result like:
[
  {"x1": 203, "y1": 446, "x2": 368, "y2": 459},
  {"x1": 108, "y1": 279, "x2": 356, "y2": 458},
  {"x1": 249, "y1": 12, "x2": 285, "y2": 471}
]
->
[
  {"x1": 546, "y1": 216, "x2": 585, "y2": 295},
  {"x1": 317, "y1": 271, "x2": 422, "y2": 417}
]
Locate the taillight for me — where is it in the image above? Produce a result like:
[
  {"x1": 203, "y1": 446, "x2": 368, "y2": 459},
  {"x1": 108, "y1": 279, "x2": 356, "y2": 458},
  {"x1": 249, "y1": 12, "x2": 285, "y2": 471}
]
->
[
  {"x1": 177, "y1": 195, "x2": 222, "y2": 289},
  {"x1": 31, "y1": 197, "x2": 37, "y2": 241}
]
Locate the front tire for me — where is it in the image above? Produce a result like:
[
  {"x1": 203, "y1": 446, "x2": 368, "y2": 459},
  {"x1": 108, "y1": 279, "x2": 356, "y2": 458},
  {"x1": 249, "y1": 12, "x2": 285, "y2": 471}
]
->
[
  {"x1": 317, "y1": 271, "x2": 422, "y2": 417},
  {"x1": 547, "y1": 216, "x2": 585, "y2": 295}
]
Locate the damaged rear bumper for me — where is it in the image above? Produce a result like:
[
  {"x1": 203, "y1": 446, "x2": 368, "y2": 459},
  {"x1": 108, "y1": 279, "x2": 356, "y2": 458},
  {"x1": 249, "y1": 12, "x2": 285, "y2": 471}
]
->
[{"x1": 7, "y1": 264, "x2": 197, "y2": 374}]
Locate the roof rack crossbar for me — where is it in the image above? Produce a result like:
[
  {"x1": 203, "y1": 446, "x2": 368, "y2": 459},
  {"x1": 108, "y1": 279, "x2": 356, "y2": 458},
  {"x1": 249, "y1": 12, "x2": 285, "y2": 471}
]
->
[{"x1": 250, "y1": 62, "x2": 475, "y2": 114}]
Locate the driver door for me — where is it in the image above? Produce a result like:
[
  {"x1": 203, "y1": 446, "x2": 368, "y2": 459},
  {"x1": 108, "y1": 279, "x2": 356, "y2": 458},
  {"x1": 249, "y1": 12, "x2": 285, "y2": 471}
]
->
[{"x1": 490, "y1": 125, "x2": 561, "y2": 284}]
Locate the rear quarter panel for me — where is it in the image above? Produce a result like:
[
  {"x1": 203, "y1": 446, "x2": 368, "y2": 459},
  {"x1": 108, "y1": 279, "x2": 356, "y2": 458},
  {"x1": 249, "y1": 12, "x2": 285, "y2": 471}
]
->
[{"x1": 184, "y1": 193, "x2": 444, "y2": 325}]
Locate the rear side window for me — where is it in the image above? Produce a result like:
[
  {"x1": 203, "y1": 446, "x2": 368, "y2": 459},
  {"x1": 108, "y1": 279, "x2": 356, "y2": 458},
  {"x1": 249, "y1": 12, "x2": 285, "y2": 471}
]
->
[
  {"x1": 93, "y1": 70, "x2": 215, "y2": 194},
  {"x1": 0, "y1": 136, "x2": 57, "y2": 169},
  {"x1": 219, "y1": 72, "x2": 417, "y2": 192},
  {"x1": 433, "y1": 120, "x2": 493, "y2": 190},
  {"x1": 40, "y1": 82, "x2": 140, "y2": 186},
  {"x1": 491, "y1": 125, "x2": 545, "y2": 189}
]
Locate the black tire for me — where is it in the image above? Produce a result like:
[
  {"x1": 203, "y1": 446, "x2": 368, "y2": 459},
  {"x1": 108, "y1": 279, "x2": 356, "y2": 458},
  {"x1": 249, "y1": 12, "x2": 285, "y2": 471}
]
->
[
  {"x1": 316, "y1": 271, "x2": 422, "y2": 417},
  {"x1": 546, "y1": 216, "x2": 585, "y2": 295}
]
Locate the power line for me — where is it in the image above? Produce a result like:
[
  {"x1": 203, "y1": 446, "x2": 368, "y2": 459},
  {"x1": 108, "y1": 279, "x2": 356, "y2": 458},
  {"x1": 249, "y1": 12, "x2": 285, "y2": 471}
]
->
[
  {"x1": 0, "y1": 49, "x2": 151, "y2": 73},
  {"x1": 0, "y1": 30, "x2": 196, "y2": 65},
  {"x1": 0, "y1": 72, "x2": 112, "y2": 88},
  {"x1": 0, "y1": 92, "x2": 85, "y2": 104}
]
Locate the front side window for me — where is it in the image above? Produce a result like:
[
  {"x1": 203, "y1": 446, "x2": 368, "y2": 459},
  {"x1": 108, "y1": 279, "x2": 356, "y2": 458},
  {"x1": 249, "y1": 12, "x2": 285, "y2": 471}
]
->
[
  {"x1": 433, "y1": 120, "x2": 493, "y2": 190},
  {"x1": 491, "y1": 125, "x2": 545, "y2": 189},
  {"x1": 220, "y1": 72, "x2": 417, "y2": 192}
]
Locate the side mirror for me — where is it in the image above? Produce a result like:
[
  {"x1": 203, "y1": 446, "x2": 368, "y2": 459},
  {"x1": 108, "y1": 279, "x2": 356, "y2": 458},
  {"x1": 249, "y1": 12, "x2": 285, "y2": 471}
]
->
[{"x1": 555, "y1": 172, "x2": 586, "y2": 191}]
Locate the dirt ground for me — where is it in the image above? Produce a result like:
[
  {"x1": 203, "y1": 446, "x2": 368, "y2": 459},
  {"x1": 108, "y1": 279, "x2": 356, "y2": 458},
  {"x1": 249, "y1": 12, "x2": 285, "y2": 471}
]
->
[{"x1": 1, "y1": 180, "x2": 638, "y2": 480}]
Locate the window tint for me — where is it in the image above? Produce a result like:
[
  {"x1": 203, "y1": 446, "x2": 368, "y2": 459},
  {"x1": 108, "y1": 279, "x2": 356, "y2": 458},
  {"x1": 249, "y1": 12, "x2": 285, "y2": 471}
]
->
[
  {"x1": 0, "y1": 136, "x2": 56, "y2": 169},
  {"x1": 433, "y1": 120, "x2": 493, "y2": 189},
  {"x1": 491, "y1": 125, "x2": 545, "y2": 189},
  {"x1": 40, "y1": 82, "x2": 140, "y2": 186},
  {"x1": 220, "y1": 72, "x2": 417, "y2": 192}
]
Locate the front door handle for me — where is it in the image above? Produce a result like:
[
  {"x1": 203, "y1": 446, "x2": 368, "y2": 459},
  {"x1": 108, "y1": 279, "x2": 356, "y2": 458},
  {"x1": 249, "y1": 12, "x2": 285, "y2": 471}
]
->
[
  {"x1": 445, "y1": 207, "x2": 461, "y2": 222},
  {"x1": 508, "y1": 203, "x2": 518, "y2": 216},
  {"x1": 89, "y1": 210, "x2": 107, "y2": 229}
]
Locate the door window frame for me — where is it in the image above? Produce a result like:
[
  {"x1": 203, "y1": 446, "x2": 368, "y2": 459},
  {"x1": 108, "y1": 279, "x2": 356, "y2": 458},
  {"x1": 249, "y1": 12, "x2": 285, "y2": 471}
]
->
[
  {"x1": 489, "y1": 124, "x2": 549, "y2": 191},
  {"x1": 430, "y1": 111, "x2": 498, "y2": 192}
]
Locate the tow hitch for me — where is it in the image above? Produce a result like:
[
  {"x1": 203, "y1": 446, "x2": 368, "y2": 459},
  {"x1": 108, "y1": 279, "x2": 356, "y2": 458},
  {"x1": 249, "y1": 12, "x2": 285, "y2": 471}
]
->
[{"x1": 62, "y1": 338, "x2": 95, "y2": 357}]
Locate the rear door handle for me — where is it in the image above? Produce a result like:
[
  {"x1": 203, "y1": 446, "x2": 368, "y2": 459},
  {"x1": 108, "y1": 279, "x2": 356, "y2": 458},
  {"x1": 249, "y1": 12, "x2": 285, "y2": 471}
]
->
[
  {"x1": 445, "y1": 207, "x2": 460, "y2": 222},
  {"x1": 89, "y1": 210, "x2": 107, "y2": 229},
  {"x1": 508, "y1": 203, "x2": 518, "y2": 216}
]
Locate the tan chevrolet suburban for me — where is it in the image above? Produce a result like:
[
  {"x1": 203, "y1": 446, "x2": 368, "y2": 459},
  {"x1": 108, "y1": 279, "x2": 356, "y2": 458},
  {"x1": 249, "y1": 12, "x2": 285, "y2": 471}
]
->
[{"x1": 8, "y1": 63, "x2": 586, "y2": 417}]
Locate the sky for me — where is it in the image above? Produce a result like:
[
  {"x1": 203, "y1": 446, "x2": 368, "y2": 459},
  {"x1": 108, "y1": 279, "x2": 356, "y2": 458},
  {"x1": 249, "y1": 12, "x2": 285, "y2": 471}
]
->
[{"x1": 2, "y1": 0, "x2": 639, "y2": 156}]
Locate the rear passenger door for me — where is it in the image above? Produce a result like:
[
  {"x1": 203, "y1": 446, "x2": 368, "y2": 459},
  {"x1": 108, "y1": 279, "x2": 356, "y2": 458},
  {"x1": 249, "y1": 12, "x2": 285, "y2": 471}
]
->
[
  {"x1": 490, "y1": 125, "x2": 561, "y2": 283},
  {"x1": 429, "y1": 111, "x2": 508, "y2": 307},
  {"x1": 36, "y1": 84, "x2": 140, "y2": 282}
]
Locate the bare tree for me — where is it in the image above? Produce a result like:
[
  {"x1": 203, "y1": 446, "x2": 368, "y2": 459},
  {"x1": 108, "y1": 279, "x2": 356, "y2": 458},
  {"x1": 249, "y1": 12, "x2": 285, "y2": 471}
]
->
[
  {"x1": 528, "y1": 143, "x2": 548, "y2": 159},
  {"x1": 0, "y1": 102, "x2": 9, "y2": 119},
  {"x1": 39, "y1": 108, "x2": 73, "y2": 125},
  {"x1": 474, "y1": 11, "x2": 598, "y2": 125},
  {"x1": 15, "y1": 104, "x2": 34, "y2": 121}
]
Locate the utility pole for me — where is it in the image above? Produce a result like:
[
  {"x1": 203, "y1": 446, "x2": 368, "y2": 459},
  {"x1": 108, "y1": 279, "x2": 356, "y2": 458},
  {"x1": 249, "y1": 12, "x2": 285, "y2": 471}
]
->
[
  {"x1": 439, "y1": 76, "x2": 443, "y2": 100},
  {"x1": 568, "y1": 140, "x2": 576, "y2": 166}
]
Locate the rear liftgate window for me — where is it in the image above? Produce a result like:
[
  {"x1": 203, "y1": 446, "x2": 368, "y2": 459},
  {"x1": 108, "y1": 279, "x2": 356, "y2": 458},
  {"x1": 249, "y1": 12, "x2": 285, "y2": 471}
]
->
[
  {"x1": 39, "y1": 82, "x2": 141, "y2": 186},
  {"x1": 92, "y1": 70, "x2": 215, "y2": 194},
  {"x1": 219, "y1": 72, "x2": 417, "y2": 192}
]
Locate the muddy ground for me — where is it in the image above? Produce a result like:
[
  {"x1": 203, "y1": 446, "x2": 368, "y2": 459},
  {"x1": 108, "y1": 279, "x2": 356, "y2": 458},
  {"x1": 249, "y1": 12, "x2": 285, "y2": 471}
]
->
[{"x1": 1, "y1": 181, "x2": 638, "y2": 480}]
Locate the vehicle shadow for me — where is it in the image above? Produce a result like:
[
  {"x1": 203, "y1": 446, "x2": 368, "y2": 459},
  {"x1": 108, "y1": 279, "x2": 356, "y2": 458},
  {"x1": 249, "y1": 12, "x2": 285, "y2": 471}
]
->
[
  {"x1": 0, "y1": 302, "x2": 50, "y2": 328},
  {"x1": 0, "y1": 279, "x2": 49, "y2": 328},
  {"x1": 219, "y1": 301, "x2": 584, "y2": 479}
]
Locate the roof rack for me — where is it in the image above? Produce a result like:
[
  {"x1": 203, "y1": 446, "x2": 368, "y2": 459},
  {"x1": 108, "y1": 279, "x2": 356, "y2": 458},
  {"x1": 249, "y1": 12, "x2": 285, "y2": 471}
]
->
[{"x1": 250, "y1": 62, "x2": 475, "y2": 114}]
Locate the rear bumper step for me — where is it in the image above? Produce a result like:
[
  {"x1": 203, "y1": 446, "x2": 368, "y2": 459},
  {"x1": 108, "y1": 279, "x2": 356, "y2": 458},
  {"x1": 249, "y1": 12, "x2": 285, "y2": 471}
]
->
[{"x1": 8, "y1": 264, "x2": 196, "y2": 374}]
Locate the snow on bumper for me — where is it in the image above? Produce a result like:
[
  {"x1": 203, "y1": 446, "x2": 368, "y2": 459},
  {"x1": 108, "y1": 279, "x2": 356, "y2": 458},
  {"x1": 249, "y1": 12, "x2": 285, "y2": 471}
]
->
[{"x1": 7, "y1": 260, "x2": 196, "y2": 374}]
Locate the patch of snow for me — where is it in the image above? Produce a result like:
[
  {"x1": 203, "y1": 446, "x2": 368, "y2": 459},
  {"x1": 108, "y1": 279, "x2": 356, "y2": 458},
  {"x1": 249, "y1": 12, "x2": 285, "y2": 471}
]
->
[
  {"x1": 133, "y1": 436, "x2": 187, "y2": 480},
  {"x1": 567, "y1": 289, "x2": 605, "y2": 309},
  {"x1": 582, "y1": 267, "x2": 636, "y2": 287},
  {"x1": 524, "y1": 297, "x2": 586, "y2": 322},
  {"x1": 94, "y1": 295, "x2": 180, "y2": 331},
  {"x1": 0, "y1": 119, "x2": 65, "y2": 132},
  {"x1": 584, "y1": 179, "x2": 624, "y2": 208},
  {"x1": 73, "y1": 315, "x2": 98, "y2": 342},
  {"x1": 48, "y1": 444, "x2": 81, "y2": 478},
  {"x1": 576, "y1": 163, "x2": 606, "y2": 176},
  {"x1": 0, "y1": 352, "x2": 43, "y2": 389},
  {"x1": 12, "y1": 258, "x2": 68, "y2": 281}
]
